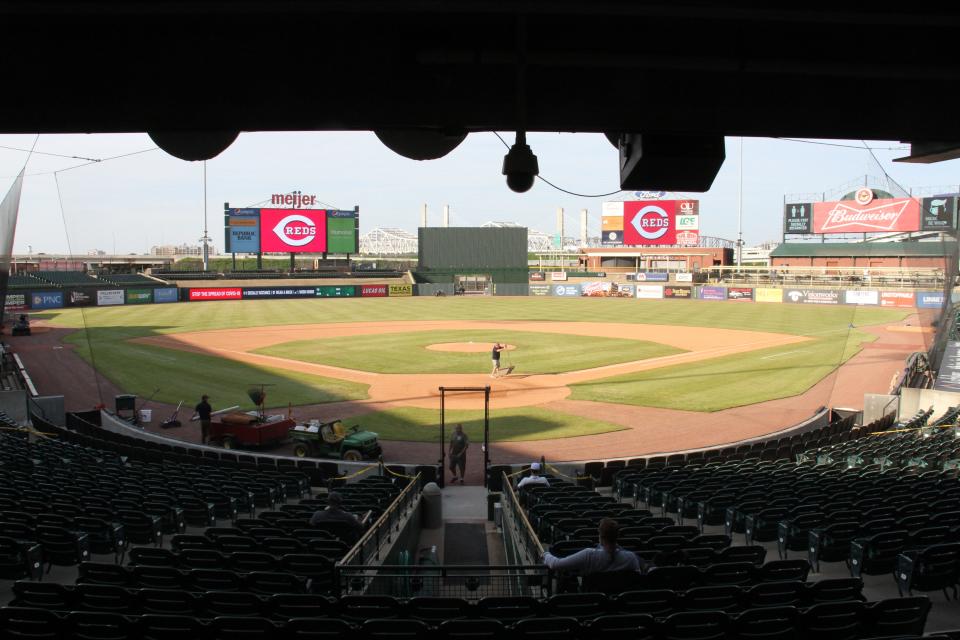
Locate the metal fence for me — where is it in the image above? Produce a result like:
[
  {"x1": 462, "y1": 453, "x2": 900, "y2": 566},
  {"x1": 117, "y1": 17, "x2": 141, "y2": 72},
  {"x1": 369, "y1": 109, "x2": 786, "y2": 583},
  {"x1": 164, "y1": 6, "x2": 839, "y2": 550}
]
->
[
  {"x1": 337, "y1": 563, "x2": 549, "y2": 600},
  {"x1": 499, "y1": 471, "x2": 545, "y2": 566},
  {"x1": 338, "y1": 473, "x2": 422, "y2": 568}
]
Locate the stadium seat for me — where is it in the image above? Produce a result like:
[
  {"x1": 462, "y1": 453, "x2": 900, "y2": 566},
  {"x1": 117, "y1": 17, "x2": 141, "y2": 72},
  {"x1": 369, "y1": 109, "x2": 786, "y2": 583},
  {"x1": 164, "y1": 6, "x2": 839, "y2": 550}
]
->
[
  {"x1": 0, "y1": 606, "x2": 65, "y2": 640},
  {"x1": 657, "y1": 610, "x2": 730, "y2": 640},
  {"x1": 512, "y1": 616, "x2": 581, "y2": 640},
  {"x1": 136, "y1": 614, "x2": 207, "y2": 640},
  {"x1": 282, "y1": 617, "x2": 354, "y2": 640},
  {"x1": 64, "y1": 611, "x2": 134, "y2": 640},
  {"x1": 731, "y1": 605, "x2": 799, "y2": 640}
]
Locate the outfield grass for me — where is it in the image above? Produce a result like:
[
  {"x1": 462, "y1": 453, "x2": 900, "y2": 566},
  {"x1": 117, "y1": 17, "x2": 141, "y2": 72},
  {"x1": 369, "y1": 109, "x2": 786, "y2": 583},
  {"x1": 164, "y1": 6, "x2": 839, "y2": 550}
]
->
[
  {"x1": 67, "y1": 332, "x2": 369, "y2": 409},
  {"x1": 42, "y1": 297, "x2": 912, "y2": 416},
  {"x1": 350, "y1": 406, "x2": 628, "y2": 442},
  {"x1": 41, "y1": 296, "x2": 907, "y2": 336},
  {"x1": 254, "y1": 329, "x2": 683, "y2": 374},
  {"x1": 570, "y1": 328, "x2": 877, "y2": 411}
]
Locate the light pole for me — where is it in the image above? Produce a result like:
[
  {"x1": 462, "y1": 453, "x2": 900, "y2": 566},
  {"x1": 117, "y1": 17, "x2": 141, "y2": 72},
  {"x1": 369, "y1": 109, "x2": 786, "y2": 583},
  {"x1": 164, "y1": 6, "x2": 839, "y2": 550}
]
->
[
  {"x1": 737, "y1": 137, "x2": 744, "y2": 268},
  {"x1": 202, "y1": 161, "x2": 210, "y2": 272}
]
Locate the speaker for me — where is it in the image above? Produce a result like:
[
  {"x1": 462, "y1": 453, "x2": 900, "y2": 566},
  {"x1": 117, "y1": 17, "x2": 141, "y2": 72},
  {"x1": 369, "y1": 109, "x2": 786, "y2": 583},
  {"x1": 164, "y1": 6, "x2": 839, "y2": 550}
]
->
[{"x1": 616, "y1": 133, "x2": 726, "y2": 192}]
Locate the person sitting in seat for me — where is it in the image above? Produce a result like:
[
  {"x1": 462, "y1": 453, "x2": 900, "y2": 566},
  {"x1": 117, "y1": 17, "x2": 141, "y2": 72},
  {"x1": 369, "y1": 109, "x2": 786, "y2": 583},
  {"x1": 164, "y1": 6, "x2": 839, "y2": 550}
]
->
[
  {"x1": 517, "y1": 462, "x2": 550, "y2": 490},
  {"x1": 542, "y1": 518, "x2": 640, "y2": 575},
  {"x1": 309, "y1": 491, "x2": 363, "y2": 541}
]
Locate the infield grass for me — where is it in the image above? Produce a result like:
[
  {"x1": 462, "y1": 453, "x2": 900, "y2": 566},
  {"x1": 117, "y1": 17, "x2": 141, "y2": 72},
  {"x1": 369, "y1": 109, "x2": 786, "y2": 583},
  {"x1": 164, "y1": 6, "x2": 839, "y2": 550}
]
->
[
  {"x1": 253, "y1": 329, "x2": 683, "y2": 374},
  {"x1": 350, "y1": 406, "x2": 628, "y2": 442}
]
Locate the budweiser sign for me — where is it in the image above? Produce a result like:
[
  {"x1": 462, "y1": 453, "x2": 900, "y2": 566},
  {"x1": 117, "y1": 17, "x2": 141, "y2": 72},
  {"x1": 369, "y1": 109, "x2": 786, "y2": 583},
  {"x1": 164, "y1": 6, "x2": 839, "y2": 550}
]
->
[{"x1": 813, "y1": 198, "x2": 920, "y2": 234}]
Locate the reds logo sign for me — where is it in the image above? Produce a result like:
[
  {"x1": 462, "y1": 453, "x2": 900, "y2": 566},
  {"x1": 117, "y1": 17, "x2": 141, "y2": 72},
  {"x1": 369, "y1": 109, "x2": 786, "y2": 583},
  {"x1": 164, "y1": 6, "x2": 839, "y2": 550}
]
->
[
  {"x1": 272, "y1": 214, "x2": 316, "y2": 246},
  {"x1": 259, "y1": 208, "x2": 327, "y2": 253},
  {"x1": 623, "y1": 200, "x2": 679, "y2": 245}
]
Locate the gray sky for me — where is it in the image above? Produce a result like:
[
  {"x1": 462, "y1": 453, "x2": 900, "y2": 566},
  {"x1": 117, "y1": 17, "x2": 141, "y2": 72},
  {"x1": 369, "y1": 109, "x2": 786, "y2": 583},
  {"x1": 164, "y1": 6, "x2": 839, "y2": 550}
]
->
[{"x1": 1, "y1": 132, "x2": 958, "y2": 255}]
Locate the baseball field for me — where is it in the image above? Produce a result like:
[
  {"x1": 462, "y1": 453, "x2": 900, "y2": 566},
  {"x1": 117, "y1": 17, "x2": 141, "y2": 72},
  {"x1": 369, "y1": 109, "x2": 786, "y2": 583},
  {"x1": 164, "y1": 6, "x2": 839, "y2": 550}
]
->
[{"x1": 30, "y1": 296, "x2": 921, "y2": 453}]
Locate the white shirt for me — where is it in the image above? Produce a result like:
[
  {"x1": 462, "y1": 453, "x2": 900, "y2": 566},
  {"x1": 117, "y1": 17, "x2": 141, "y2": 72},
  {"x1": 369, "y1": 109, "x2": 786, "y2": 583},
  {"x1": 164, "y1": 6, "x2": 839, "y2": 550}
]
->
[{"x1": 517, "y1": 474, "x2": 550, "y2": 489}]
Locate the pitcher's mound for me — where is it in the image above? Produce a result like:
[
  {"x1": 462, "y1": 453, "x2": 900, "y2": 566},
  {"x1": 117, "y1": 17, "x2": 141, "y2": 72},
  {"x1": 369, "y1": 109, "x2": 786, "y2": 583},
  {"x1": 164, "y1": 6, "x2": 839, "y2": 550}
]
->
[{"x1": 426, "y1": 342, "x2": 516, "y2": 353}]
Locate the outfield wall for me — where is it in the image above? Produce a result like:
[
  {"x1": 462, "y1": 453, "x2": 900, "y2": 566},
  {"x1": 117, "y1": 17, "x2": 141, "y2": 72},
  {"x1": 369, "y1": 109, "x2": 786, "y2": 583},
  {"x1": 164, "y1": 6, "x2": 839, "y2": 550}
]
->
[{"x1": 7, "y1": 281, "x2": 950, "y2": 311}]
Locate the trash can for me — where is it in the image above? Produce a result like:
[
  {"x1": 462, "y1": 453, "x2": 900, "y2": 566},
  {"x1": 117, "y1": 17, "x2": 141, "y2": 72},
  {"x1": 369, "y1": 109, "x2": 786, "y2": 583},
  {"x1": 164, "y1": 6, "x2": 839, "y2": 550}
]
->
[
  {"x1": 487, "y1": 492, "x2": 501, "y2": 521},
  {"x1": 139, "y1": 409, "x2": 152, "y2": 423},
  {"x1": 422, "y1": 482, "x2": 443, "y2": 529}
]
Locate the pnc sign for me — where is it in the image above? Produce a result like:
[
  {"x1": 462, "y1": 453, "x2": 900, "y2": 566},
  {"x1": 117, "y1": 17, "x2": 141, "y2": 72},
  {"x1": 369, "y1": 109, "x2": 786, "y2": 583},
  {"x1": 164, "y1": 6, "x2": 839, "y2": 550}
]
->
[{"x1": 259, "y1": 208, "x2": 327, "y2": 252}]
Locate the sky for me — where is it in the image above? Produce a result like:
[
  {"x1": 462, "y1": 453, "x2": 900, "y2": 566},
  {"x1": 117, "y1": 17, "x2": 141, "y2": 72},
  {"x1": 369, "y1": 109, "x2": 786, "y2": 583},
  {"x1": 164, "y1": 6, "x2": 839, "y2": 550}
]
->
[{"x1": 1, "y1": 131, "x2": 959, "y2": 255}]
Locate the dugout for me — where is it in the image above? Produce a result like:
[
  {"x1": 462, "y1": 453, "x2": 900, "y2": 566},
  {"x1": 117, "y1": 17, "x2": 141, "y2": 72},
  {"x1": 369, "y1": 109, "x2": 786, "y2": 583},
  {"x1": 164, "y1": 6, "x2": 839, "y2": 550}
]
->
[{"x1": 415, "y1": 227, "x2": 528, "y2": 294}]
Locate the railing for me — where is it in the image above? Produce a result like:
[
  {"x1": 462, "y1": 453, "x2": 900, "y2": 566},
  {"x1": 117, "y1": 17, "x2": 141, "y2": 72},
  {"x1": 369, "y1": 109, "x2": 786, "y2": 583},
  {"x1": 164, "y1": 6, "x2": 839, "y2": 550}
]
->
[
  {"x1": 338, "y1": 472, "x2": 422, "y2": 567},
  {"x1": 500, "y1": 471, "x2": 544, "y2": 566},
  {"x1": 337, "y1": 563, "x2": 549, "y2": 600}
]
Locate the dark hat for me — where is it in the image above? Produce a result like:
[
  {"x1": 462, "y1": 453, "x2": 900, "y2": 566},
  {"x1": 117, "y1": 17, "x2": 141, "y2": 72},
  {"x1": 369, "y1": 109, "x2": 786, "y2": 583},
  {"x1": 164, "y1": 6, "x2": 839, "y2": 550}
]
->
[{"x1": 327, "y1": 491, "x2": 343, "y2": 506}]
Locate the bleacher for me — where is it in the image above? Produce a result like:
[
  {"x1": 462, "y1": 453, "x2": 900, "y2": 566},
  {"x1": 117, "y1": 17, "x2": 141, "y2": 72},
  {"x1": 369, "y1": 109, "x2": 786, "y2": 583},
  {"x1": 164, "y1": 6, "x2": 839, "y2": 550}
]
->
[
  {"x1": 0, "y1": 410, "x2": 429, "y2": 640},
  {"x1": 484, "y1": 408, "x2": 960, "y2": 638},
  {"x1": 32, "y1": 271, "x2": 101, "y2": 287},
  {"x1": 5, "y1": 275, "x2": 43, "y2": 290},
  {"x1": 5, "y1": 404, "x2": 960, "y2": 639},
  {"x1": 97, "y1": 273, "x2": 166, "y2": 286}
]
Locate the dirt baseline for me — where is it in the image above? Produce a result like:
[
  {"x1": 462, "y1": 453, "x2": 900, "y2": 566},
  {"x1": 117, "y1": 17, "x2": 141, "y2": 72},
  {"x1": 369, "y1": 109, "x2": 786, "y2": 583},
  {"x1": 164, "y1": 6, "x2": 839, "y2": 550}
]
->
[{"x1": 136, "y1": 320, "x2": 809, "y2": 409}]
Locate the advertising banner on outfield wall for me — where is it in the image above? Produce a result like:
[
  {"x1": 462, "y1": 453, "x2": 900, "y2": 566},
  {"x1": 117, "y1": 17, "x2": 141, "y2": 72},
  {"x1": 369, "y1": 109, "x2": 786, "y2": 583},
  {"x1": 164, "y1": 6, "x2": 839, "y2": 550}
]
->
[
  {"x1": 755, "y1": 288, "x2": 782, "y2": 303},
  {"x1": 675, "y1": 273, "x2": 693, "y2": 282},
  {"x1": 783, "y1": 289, "x2": 840, "y2": 305},
  {"x1": 189, "y1": 288, "x2": 242, "y2": 301},
  {"x1": 617, "y1": 284, "x2": 636, "y2": 297},
  {"x1": 636, "y1": 285, "x2": 664, "y2": 299},
  {"x1": 66, "y1": 289, "x2": 95, "y2": 307},
  {"x1": 31, "y1": 291, "x2": 63, "y2": 310},
  {"x1": 635, "y1": 272, "x2": 669, "y2": 282},
  {"x1": 316, "y1": 285, "x2": 355, "y2": 298},
  {"x1": 844, "y1": 290, "x2": 879, "y2": 306},
  {"x1": 727, "y1": 287, "x2": 754, "y2": 301},
  {"x1": 698, "y1": 286, "x2": 726, "y2": 300},
  {"x1": 550, "y1": 272, "x2": 568, "y2": 281},
  {"x1": 388, "y1": 284, "x2": 413, "y2": 297},
  {"x1": 97, "y1": 290, "x2": 125, "y2": 306},
  {"x1": 529, "y1": 271, "x2": 545, "y2": 281},
  {"x1": 581, "y1": 282, "x2": 612, "y2": 297},
  {"x1": 359, "y1": 284, "x2": 387, "y2": 297},
  {"x1": 663, "y1": 286, "x2": 692, "y2": 299},
  {"x1": 154, "y1": 288, "x2": 178, "y2": 303},
  {"x1": 4, "y1": 293, "x2": 26, "y2": 311},
  {"x1": 880, "y1": 291, "x2": 916, "y2": 308},
  {"x1": 917, "y1": 291, "x2": 946, "y2": 308},
  {"x1": 242, "y1": 287, "x2": 318, "y2": 299},
  {"x1": 552, "y1": 284, "x2": 580, "y2": 297},
  {"x1": 529, "y1": 284, "x2": 551, "y2": 296},
  {"x1": 125, "y1": 289, "x2": 153, "y2": 305}
]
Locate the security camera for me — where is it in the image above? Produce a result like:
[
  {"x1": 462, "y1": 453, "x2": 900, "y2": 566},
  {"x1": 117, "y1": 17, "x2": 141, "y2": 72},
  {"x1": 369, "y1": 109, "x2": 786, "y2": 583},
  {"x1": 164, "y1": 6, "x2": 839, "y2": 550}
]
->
[{"x1": 502, "y1": 132, "x2": 539, "y2": 193}]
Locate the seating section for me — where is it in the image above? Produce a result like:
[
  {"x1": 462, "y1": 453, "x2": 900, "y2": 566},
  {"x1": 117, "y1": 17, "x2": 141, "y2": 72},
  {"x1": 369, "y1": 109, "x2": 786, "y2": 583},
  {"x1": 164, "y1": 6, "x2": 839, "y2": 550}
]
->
[
  {"x1": 32, "y1": 270, "x2": 102, "y2": 286},
  {"x1": 97, "y1": 273, "x2": 166, "y2": 285},
  {"x1": 0, "y1": 592, "x2": 935, "y2": 640}
]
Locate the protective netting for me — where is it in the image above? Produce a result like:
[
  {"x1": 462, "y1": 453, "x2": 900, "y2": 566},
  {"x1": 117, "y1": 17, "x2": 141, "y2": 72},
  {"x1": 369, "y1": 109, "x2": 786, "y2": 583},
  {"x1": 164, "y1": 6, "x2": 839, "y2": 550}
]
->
[{"x1": 0, "y1": 169, "x2": 25, "y2": 327}]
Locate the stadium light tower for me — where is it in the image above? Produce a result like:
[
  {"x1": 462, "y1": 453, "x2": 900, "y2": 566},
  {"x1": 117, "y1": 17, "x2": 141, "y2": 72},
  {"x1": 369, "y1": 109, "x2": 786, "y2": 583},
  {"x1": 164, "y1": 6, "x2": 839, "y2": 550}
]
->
[{"x1": 201, "y1": 161, "x2": 210, "y2": 271}]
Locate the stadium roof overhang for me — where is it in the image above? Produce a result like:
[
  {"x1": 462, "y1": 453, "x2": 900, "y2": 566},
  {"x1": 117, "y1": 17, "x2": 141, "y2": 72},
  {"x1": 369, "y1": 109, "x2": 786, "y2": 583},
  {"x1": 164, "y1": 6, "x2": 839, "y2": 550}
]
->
[{"x1": 2, "y1": 2, "x2": 958, "y2": 187}]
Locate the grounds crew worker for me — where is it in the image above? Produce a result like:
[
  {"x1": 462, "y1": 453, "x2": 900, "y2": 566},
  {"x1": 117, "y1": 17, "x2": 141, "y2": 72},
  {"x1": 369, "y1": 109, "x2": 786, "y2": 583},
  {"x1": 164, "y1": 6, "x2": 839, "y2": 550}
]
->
[{"x1": 194, "y1": 394, "x2": 212, "y2": 445}]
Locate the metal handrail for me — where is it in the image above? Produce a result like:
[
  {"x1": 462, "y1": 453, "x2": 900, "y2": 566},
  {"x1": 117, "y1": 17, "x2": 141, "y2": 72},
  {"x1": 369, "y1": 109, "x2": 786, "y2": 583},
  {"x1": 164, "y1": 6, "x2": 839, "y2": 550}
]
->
[
  {"x1": 338, "y1": 472, "x2": 422, "y2": 567},
  {"x1": 501, "y1": 471, "x2": 544, "y2": 561}
]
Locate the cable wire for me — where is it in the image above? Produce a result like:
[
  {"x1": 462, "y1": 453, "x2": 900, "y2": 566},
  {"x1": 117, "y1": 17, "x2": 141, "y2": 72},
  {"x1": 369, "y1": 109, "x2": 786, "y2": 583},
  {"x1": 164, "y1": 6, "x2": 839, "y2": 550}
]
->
[
  {"x1": 0, "y1": 147, "x2": 159, "y2": 180},
  {"x1": 0, "y1": 143, "x2": 101, "y2": 162},
  {"x1": 775, "y1": 138, "x2": 909, "y2": 151},
  {"x1": 53, "y1": 171, "x2": 105, "y2": 409},
  {"x1": 492, "y1": 132, "x2": 623, "y2": 198}
]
